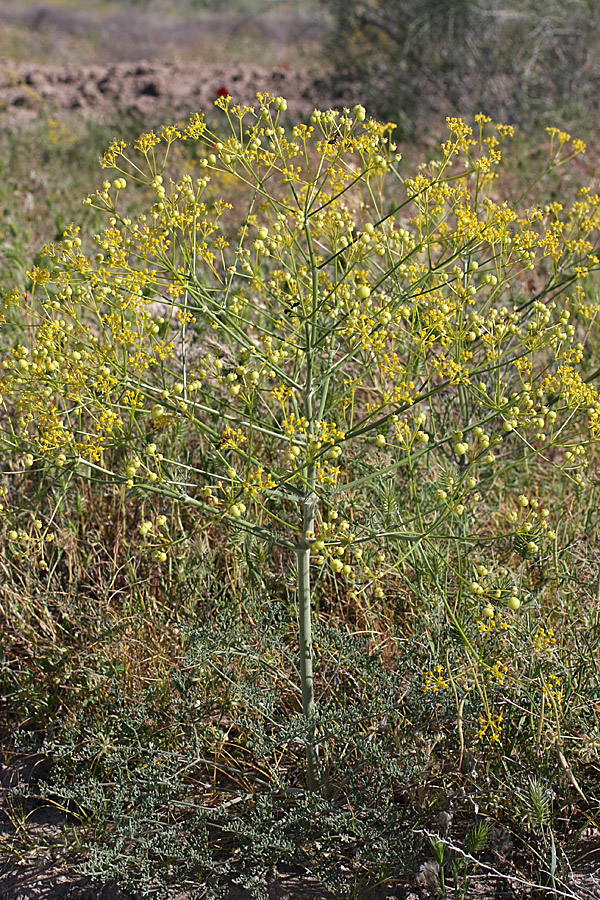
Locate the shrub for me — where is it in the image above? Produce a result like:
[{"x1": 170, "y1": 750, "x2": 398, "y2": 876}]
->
[
  {"x1": 1, "y1": 96, "x2": 599, "y2": 800},
  {"x1": 321, "y1": 0, "x2": 600, "y2": 132}
]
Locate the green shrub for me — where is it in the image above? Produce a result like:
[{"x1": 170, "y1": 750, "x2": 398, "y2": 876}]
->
[
  {"x1": 321, "y1": 0, "x2": 600, "y2": 132},
  {"x1": 1, "y1": 95, "x2": 599, "y2": 807}
]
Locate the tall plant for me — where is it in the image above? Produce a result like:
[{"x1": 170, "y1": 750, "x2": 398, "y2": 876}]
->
[{"x1": 1, "y1": 97, "x2": 599, "y2": 789}]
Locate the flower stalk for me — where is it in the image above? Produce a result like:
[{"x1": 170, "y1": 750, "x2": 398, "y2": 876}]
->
[{"x1": 296, "y1": 482, "x2": 319, "y2": 790}]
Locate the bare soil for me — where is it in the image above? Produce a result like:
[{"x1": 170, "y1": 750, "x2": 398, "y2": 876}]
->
[
  {"x1": 0, "y1": 0, "x2": 348, "y2": 129},
  {"x1": 0, "y1": 58, "x2": 352, "y2": 130},
  {"x1": 0, "y1": 0, "x2": 344, "y2": 130}
]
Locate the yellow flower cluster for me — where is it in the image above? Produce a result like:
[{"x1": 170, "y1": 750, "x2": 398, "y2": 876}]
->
[
  {"x1": 477, "y1": 711, "x2": 503, "y2": 744},
  {"x1": 423, "y1": 664, "x2": 449, "y2": 693},
  {"x1": 0, "y1": 98, "x2": 598, "y2": 596}
]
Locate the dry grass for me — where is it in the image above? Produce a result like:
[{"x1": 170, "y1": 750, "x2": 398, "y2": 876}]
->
[{"x1": 0, "y1": 0, "x2": 329, "y2": 69}]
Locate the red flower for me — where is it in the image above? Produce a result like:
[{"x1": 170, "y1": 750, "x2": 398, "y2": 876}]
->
[{"x1": 215, "y1": 85, "x2": 230, "y2": 98}]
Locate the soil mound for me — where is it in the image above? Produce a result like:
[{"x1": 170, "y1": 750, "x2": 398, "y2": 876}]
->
[{"x1": 0, "y1": 60, "x2": 352, "y2": 129}]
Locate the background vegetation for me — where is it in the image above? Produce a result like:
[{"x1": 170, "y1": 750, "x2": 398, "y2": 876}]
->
[{"x1": 322, "y1": 0, "x2": 600, "y2": 135}]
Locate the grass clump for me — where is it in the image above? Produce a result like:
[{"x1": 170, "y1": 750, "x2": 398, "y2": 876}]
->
[{"x1": 1, "y1": 95, "x2": 600, "y2": 897}]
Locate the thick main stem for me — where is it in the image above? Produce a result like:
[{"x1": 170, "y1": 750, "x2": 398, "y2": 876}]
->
[
  {"x1": 296, "y1": 205, "x2": 321, "y2": 791},
  {"x1": 296, "y1": 499, "x2": 319, "y2": 790}
]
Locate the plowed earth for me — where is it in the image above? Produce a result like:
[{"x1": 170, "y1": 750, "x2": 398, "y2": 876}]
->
[
  {"x1": 0, "y1": 59, "x2": 350, "y2": 129},
  {"x1": 0, "y1": 1, "x2": 347, "y2": 128}
]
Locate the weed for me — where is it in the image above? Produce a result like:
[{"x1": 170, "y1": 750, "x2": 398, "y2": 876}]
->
[{"x1": 1, "y1": 95, "x2": 599, "y2": 896}]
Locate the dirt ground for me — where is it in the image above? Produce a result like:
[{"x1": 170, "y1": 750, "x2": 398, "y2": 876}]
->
[
  {"x1": 0, "y1": 57, "x2": 350, "y2": 128},
  {"x1": 0, "y1": 0, "x2": 350, "y2": 129}
]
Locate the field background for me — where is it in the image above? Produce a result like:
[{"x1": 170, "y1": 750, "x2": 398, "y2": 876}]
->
[{"x1": 1, "y1": 3, "x2": 600, "y2": 900}]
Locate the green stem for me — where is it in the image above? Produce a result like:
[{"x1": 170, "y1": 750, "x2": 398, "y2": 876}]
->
[{"x1": 296, "y1": 499, "x2": 319, "y2": 791}]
